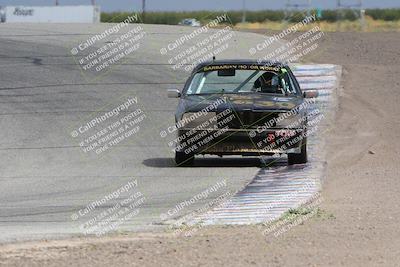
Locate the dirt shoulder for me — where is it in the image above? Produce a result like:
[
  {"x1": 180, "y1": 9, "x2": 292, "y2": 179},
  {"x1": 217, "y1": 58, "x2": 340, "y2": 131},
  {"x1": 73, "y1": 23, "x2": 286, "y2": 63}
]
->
[{"x1": 1, "y1": 32, "x2": 400, "y2": 267}]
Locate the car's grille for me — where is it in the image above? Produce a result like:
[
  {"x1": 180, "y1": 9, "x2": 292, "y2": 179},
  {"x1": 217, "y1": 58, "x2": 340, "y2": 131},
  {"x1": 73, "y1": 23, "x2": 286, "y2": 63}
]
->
[{"x1": 218, "y1": 110, "x2": 279, "y2": 129}]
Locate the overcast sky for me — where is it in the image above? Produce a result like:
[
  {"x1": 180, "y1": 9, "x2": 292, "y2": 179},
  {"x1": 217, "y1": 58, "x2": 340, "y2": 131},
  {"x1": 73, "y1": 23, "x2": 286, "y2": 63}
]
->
[{"x1": 0, "y1": 0, "x2": 399, "y2": 12}]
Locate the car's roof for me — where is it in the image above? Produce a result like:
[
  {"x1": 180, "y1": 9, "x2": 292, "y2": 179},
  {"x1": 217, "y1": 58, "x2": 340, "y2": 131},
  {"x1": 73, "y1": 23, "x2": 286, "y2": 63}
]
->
[{"x1": 194, "y1": 59, "x2": 289, "y2": 72}]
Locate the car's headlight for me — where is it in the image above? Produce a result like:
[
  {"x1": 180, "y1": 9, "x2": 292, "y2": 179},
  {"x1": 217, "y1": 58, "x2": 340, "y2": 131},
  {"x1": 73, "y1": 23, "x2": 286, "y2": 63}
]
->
[{"x1": 179, "y1": 112, "x2": 217, "y2": 128}]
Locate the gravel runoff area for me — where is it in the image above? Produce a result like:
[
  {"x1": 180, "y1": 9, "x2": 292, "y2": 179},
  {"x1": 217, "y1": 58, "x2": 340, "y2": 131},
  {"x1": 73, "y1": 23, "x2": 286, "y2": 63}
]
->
[{"x1": 0, "y1": 30, "x2": 399, "y2": 266}]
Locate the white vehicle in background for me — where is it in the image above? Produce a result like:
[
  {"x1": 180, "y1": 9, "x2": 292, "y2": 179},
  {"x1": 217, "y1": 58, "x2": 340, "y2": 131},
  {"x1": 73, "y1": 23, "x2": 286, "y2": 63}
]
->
[{"x1": 179, "y1": 18, "x2": 201, "y2": 27}]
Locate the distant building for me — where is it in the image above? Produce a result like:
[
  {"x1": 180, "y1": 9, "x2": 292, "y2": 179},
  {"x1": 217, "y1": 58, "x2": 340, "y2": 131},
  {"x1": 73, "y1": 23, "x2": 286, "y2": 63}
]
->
[{"x1": 0, "y1": 5, "x2": 100, "y2": 23}]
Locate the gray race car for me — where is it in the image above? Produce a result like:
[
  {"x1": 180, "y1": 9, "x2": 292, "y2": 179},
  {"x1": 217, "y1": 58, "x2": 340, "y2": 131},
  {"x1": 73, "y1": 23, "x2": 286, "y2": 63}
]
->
[{"x1": 168, "y1": 60, "x2": 318, "y2": 166}]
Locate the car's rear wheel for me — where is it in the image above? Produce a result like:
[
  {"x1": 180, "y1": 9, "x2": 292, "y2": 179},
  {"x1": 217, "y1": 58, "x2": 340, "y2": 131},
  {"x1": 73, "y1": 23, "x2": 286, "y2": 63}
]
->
[
  {"x1": 175, "y1": 151, "x2": 194, "y2": 166},
  {"x1": 288, "y1": 138, "x2": 307, "y2": 165}
]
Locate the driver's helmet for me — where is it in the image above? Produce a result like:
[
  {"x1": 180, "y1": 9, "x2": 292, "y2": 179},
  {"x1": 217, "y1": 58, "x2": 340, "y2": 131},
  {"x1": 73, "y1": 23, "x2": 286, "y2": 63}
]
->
[{"x1": 254, "y1": 72, "x2": 280, "y2": 93}]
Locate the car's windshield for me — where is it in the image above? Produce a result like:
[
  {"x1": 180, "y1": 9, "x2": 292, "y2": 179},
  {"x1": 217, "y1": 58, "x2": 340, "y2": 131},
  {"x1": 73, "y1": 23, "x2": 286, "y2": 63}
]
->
[{"x1": 186, "y1": 68, "x2": 297, "y2": 95}]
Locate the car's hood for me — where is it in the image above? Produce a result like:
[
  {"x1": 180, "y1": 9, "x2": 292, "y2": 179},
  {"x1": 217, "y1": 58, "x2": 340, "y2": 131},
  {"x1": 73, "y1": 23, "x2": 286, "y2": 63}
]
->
[{"x1": 181, "y1": 93, "x2": 302, "y2": 112}]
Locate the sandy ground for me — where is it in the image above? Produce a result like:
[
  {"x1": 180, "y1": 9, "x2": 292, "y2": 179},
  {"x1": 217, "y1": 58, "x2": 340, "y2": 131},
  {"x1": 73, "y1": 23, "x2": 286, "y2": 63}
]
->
[{"x1": 1, "y1": 31, "x2": 400, "y2": 266}]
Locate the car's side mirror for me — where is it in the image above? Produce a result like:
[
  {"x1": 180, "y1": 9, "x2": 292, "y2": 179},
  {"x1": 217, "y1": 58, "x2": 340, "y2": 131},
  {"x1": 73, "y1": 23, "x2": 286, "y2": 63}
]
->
[
  {"x1": 303, "y1": 91, "x2": 319, "y2": 98},
  {"x1": 168, "y1": 89, "x2": 181, "y2": 98}
]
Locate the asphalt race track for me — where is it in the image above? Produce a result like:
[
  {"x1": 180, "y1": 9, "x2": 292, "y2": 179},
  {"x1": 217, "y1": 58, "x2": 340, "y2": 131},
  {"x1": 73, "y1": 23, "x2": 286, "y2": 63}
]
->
[{"x1": 0, "y1": 23, "x2": 290, "y2": 242}]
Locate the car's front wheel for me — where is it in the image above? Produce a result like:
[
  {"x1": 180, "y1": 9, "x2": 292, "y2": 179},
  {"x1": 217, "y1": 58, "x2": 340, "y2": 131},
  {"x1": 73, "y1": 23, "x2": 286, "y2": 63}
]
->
[
  {"x1": 175, "y1": 151, "x2": 194, "y2": 166},
  {"x1": 288, "y1": 138, "x2": 307, "y2": 165}
]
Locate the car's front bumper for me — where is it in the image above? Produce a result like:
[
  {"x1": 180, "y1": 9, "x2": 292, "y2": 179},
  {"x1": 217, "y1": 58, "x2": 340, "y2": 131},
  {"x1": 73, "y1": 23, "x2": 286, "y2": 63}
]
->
[{"x1": 176, "y1": 128, "x2": 306, "y2": 156}]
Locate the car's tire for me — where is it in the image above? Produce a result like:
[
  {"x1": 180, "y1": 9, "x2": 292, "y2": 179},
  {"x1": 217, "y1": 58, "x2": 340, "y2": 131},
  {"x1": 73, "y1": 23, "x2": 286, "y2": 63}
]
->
[
  {"x1": 175, "y1": 151, "x2": 194, "y2": 166},
  {"x1": 288, "y1": 138, "x2": 307, "y2": 165}
]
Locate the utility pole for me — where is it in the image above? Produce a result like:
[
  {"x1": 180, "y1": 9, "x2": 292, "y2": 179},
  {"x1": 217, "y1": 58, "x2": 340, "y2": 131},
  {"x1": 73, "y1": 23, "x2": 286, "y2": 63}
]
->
[
  {"x1": 337, "y1": 0, "x2": 364, "y2": 31},
  {"x1": 142, "y1": 0, "x2": 146, "y2": 23},
  {"x1": 284, "y1": 0, "x2": 312, "y2": 23},
  {"x1": 241, "y1": 0, "x2": 246, "y2": 23},
  {"x1": 55, "y1": 0, "x2": 59, "y2": 6}
]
